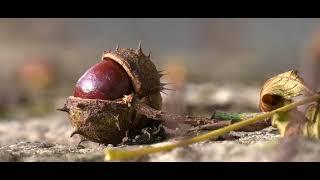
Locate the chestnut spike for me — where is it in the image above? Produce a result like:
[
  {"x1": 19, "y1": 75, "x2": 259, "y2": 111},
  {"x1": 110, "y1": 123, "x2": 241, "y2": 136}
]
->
[
  {"x1": 77, "y1": 136, "x2": 88, "y2": 149},
  {"x1": 160, "y1": 82, "x2": 175, "y2": 92},
  {"x1": 158, "y1": 72, "x2": 167, "y2": 78},
  {"x1": 160, "y1": 82, "x2": 174, "y2": 87},
  {"x1": 160, "y1": 87, "x2": 175, "y2": 92},
  {"x1": 57, "y1": 105, "x2": 69, "y2": 113},
  {"x1": 147, "y1": 50, "x2": 151, "y2": 59},
  {"x1": 160, "y1": 91, "x2": 168, "y2": 95},
  {"x1": 136, "y1": 40, "x2": 143, "y2": 55},
  {"x1": 116, "y1": 44, "x2": 119, "y2": 50},
  {"x1": 70, "y1": 129, "x2": 81, "y2": 137}
]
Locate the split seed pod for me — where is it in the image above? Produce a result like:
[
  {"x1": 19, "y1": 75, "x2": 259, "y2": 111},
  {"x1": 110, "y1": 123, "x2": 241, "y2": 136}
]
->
[{"x1": 58, "y1": 43, "x2": 164, "y2": 145}]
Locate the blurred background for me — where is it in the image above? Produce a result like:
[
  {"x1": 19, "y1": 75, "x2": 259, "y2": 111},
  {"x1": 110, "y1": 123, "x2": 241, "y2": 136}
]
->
[{"x1": 1, "y1": 18, "x2": 320, "y2": 120}]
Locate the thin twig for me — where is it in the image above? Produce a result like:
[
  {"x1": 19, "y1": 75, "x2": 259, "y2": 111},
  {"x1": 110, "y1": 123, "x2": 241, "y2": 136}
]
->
[{"x1": 187, "y1": 121, "x2": 232, "y2": 132}]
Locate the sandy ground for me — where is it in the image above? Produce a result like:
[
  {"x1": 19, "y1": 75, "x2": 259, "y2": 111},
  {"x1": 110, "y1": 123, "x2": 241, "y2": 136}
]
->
[
  {"x1": 1, "y1": 113, "x2": 320, "y2": 162},
  {"x1": 1, "y1": 84, "x2": 320, "y2": 162}
]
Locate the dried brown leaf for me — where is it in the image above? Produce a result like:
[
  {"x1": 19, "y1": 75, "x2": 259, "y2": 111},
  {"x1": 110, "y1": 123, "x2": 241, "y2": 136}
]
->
[
  {"x1": 272, "y1": 110, "x2": 308, "y2": 138},
  {"x1": 304, "y1": 103, "x2": 320, "y2": 139},
  {"x1": 259, "y1": 70, "x2": 314, "y2": 112},
  {"x1": 284, "y1": 110, "x2": 308, "y2": 137}
]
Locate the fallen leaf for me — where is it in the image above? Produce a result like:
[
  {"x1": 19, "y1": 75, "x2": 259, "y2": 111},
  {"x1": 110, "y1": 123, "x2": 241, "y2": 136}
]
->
[
  {"x1": 271, "y1": 111, "x2": 290, "y2": 137},
  {"x1": 304, "y1": 103, "x2": 320, "y2": 139},
  {"x1": 259, "y1": 70, "x2": 314, "y2": 112},
  {"x1": 283, "y1": 110, "x2": 308, "y2": 137},
  {"x1": 272, "y1": 110, "x2": 308, "y2": 138}
]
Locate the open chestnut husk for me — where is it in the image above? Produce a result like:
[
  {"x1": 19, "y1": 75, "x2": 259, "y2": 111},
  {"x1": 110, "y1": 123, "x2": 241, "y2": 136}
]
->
[{"x1": 58, "y1": 43, "x2": 166, "y2": 146}]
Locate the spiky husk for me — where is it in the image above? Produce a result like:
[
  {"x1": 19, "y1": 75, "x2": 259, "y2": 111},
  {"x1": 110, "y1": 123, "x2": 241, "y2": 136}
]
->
[
  {"x1": 61, "y1": 45, "x2": 164, "y2": 145},
  {"x1": 102, "y1": 46, "x2": 162, "y2": 109},
  {"x1": 65, "y1": 95, "x2": 135, "y2": 145}
]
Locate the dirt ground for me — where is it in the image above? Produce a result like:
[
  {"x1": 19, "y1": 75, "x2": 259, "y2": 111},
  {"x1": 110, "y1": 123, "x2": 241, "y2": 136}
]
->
[
  {"x1": 1, "y1": 84, "x2": 320, "y2": 162},
  {"x1": 1, "y1": 116, "x2": 320, "y2": 162}
]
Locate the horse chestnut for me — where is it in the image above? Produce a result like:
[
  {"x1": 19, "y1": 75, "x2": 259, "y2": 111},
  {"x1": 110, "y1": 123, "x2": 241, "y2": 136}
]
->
[
  {"x1": 59, "y1": 43, "x2": 166, "y2": 146},
  {"x1": 73, "y1": 58, "x2": 134, "y2": 100}
]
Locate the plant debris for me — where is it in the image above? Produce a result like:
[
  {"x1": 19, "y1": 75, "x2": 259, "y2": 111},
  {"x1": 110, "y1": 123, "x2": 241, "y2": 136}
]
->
[{"x1": 104, "y1": 70, "x2": 320, "y2": 161}]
